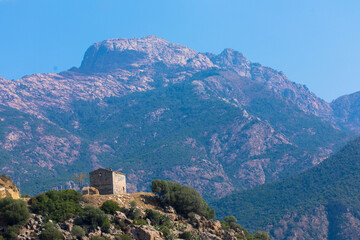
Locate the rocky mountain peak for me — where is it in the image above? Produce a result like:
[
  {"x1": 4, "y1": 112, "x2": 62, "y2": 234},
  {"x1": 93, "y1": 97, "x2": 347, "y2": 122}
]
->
[
  {"x1": 211, "y1": 48, "x2": 250, "y2": 77},
  {"x1": 79, "y1": 35, "x2": 215, "y2": 72},
  {"x1": 218, "y1": 48, "x2": 249, "y2": 66}
]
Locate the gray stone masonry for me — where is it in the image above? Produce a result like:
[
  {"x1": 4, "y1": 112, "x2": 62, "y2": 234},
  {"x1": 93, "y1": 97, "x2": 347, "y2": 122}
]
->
[{"x1": 89, "y1": 168, "x2": 126, "y2": 195}]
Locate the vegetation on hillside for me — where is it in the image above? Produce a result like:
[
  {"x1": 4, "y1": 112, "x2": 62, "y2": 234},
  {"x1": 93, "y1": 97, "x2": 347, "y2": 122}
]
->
[
  {"x1": 0, "y1": 179, "x2": 270, "y2": 239},
  {"x1": 214, "y1": 136, "x2": 360, "y2": 235},
  {"x1": 151, "y1": 179, "x2": 215, "y2": 219},
  {"x1": 30, "y1": 190, "x2": 83, "y2": 222}
]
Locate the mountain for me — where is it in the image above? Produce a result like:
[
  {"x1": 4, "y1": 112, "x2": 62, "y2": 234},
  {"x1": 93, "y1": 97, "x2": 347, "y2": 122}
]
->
[
  {"x1": 214, "y1": 136, "x2": 360, "y2": 239},
  {"x1": 0, "y1": 36, "x2": 355, "y2": 197},
  {"x1": 331, "y1": 91, "x2": 360, "y2": 132}
]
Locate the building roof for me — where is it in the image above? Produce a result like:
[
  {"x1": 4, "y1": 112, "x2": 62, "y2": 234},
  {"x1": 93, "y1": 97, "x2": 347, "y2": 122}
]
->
[{"x1": 89, "y1": 168, "x2": 126, "y2": 176}]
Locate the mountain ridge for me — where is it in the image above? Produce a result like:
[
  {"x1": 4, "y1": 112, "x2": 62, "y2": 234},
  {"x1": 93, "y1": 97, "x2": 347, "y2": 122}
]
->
[{"x1": 0, "y1": 36, "x2": 356, "y2": 198}]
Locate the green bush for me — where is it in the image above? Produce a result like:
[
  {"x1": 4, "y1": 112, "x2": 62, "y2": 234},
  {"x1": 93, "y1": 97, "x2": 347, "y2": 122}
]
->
[
  {"x1": 0, "y1": 197, "x2": 30, "y2": 226},
  {"x1": 254, "y1": 231, "x2": 271, "y2": 240},
  {"x1": 151, "y1": 180, "x2": 215, "y2": 219},
  {"x1": 156, "y1": 225, "x2": 176, "y2": 240},
  {"x1": 101, "y1": 218, "x2": 111, "y2": 233},
  {"x1": 2, "y1": 225, "x2": 21, "y2": 240},
  {"x1": 71, "y1": 225, "x2": 85, "y2": 238},
  {"x1": 120, "y1": 202, "x2": 141, "y2": 220},
  {"x1": 30, "y1": 190, "x2": 82, "y2": 222},
  {"x1": 115, "y1": 234, "x2": 132, "y2": 240},
  {"x1": 224, "y1": 216, "x2": 237, "y2": 224},
  {"x1": 100, "y1": 200, "x2": 120, "y2": 214},
  {"x1": 220, "y1": 221, "x2": 230, "y2": 231},
  {"x1": 179, "y1": 231, "x2": 197, "y2": 240},
  {"x1": 39, "y1": 222, "x2": 64, "y2": 240},
  {"x1": 90, "y1": 236, "x2": 106, "y2": 240},
  {"x1": 145, "y1": 209, "x2": 172, "y2": 227},
  {"x1": 133, "y1": 218, "x2": 147, "y2": 225},
  {"x1": 82, "y1": 205, "x2": 107, "y2": 229}
]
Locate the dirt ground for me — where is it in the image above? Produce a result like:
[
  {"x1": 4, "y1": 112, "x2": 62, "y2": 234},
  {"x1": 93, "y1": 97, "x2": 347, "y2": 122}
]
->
[{"x1": 82, "y1": 192, "x2": 163, "y2": 212}]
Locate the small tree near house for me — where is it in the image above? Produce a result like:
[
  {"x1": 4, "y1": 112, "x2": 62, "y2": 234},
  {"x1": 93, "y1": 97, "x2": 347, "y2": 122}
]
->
[{"x1": 72, "y1": 173, "x2": 88, "y2": 191}]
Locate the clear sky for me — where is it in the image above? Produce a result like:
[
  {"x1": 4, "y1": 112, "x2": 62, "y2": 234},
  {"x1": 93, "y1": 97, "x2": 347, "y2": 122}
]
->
[{"x1": 0, "y1": 0, "x2": 359, "y2": 102}]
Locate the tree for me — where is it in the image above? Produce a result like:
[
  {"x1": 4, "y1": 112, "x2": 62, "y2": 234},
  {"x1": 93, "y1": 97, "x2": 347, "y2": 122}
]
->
[
  {"x1": 151, "y1": 179, "x2": 215, "y2": 219},
  {"x1": 72, "y1": 173, "x2": 88, "y2": 191},
  {"x1": 30, "y1": 190, "x2": 82, "y2": 222},
  {"x1": 0, "y1": 197, "x2": 30, "y2": 226}
]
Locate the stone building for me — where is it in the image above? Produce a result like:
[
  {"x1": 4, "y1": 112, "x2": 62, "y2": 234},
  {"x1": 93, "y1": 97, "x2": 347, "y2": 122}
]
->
[{"x1": 89, "y1": 168, "x2": 126, "y2": 195}]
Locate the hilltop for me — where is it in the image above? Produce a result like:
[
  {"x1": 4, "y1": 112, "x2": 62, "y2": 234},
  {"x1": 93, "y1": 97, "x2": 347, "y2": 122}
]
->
[{"x1": 0, "y1": 179, "x2": 270, "y2": 240}]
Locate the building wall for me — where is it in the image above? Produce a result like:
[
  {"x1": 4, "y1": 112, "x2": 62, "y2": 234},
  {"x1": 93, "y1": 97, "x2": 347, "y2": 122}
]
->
[
  {"x1": 90, "y1": 169, "x2": 113, "y2": 195},
  {"x1": 112, "y1": 172, "x2": 126, "y2": 194}
]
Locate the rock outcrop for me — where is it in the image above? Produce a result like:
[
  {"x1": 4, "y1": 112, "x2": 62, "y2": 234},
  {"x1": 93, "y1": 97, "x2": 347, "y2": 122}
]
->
[{"x1": 0, "y1": 175, "x2": 20, "y2": 199}]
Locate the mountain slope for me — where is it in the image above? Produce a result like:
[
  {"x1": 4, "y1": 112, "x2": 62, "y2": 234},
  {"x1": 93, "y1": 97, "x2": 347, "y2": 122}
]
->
[
  {"x1": 332, "y1": 91, "x2": 360, "y2": 132},
  {"x1": 214, "y1": 136, "x2": 360, "y2": 239},
  {"x1": 0, "y1": 36, "x2": 354, "y2": 197}
]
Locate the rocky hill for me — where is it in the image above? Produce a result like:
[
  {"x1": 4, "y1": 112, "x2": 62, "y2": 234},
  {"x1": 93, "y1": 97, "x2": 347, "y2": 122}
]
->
[
  {"x1": 18, "y1": 192, "x2": 253, "y2": 240},
  {"x1": 215, "y1": 136, "x2": 360, "y2": 240},
  {"x1": 0, "y1": 178, "x2": 269, "y2": 240},
  {"x1": 0, "y1": 36, "x2": 355, "y2": 197}
]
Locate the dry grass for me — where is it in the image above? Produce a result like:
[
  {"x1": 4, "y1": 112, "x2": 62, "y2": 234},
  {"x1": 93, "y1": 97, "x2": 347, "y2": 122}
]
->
[{"x1": 82, "y1": 192, "x2": 163, "y2": 212}]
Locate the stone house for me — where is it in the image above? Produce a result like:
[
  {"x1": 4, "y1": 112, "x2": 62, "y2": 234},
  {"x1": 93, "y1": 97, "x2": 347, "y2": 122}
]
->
[{"x1": 89, "y1": 168, "x2": 126, "y2": 195}]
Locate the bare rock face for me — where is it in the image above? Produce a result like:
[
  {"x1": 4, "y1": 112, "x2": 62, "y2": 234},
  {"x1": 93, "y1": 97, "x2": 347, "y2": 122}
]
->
[
  {"x1": 131, "y1": 225, "x2": 162, "y2": 240},
  {"x1": 79, "y1": 35, "x2": 215, "y2": 72},
  {"x1": 0, "y1": 175, "x2": 20, "y2": 199}
]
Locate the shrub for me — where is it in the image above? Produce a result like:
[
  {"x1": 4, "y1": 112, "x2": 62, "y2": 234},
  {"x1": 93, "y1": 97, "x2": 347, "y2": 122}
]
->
[
  {"x1": 156, "y1": 225, "x2": 176, "y2": 240},
  {"x1": 0, "y1": 197, "x2": 30, "y2": 225},
  {"x1": 224, "y1": 216, "x2": 237, "y2": 224},
  {"x1": 151, "y1": 180, "x2": 215, "y2": 219},
  {"x1": 223, "y1": 215, "x2": 244, "y2": 231},
  {"x1": 220, "y1": 221, "x2": 230, "y2": 231},
  {"x1": 39, "y1": 222, "x2": 64, "y2": 240},
  {"x1": 71, "y1": 225, "x2": 85, "y2": 238},
  {"x1": 118, "y1": 203, "x2": 140, "y2": 220},
  {"x1": 115, "y1": 234, "x2": 132, "y2": 240},
  {"x1": 2, "y1": 225, "x2": 20, "y2": 240},
  {"x1": 90, "y1": 236, "x2": 106, "y2": 240},
  {"x1": 179, "y1": 231, "x2": 197, "y2": 240},
  {"x1": 82, "y1": 206, "x2": 107, "y2": 229},
  {"x1": 145, "y1": 209, "x2": 172, "y2": 227},
  {"x1": 30, "y1": 190, "x2": 82, "y2": 222},
  {"x1": 254, "y1": 231, "x2": 271, "y2": 240},
  {"x1": 100, "y1": 200, "x2": 120, "y2": 214},
  {"x1": 133, "y1": 218, "x2": 147, "y2": 225},
  {"x1": 129, "y1": 200, "x2": 137, "y2": 208},
  {"x1": 101, "y1": 218, "x2": 111, "y2": 233}
]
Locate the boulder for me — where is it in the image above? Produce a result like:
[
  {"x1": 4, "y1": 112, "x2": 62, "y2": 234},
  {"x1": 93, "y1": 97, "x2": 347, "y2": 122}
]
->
[{"x1": 131, "y1": 225, "x2": 162, "y2": 240}]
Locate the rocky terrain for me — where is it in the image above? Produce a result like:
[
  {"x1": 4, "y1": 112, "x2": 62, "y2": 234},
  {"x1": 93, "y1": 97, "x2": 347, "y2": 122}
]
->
[
  {"x1": 0, "y1": 174, "x2": 20, "y2": 199},
  {"x1": 0, "y1": 181, "x2": 269, "y2": 240},
  {"x1": 0, "y1": 36, "x2": 356, "y2": 198}
]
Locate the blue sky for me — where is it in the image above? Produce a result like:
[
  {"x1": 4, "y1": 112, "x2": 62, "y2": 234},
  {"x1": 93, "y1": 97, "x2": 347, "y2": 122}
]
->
[{"x1": 0, "y1": 0, "x2": 359, "y2": 101}]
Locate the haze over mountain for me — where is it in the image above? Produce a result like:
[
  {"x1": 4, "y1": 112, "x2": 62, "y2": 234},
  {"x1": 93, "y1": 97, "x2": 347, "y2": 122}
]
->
[
  {"x1": 215, "y1": 136, "x2": 360, "y2": 240},
  {"x1": 0, "y1": 36, "x2": 356, "y2": 197}
]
